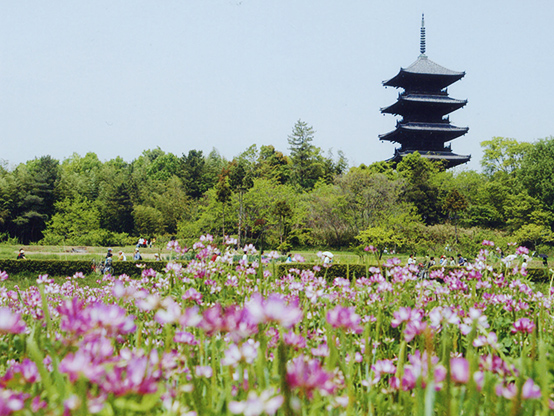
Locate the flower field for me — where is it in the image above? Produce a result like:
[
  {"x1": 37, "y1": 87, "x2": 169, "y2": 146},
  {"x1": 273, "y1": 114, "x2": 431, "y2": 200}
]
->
[{"x1": 1, "y1": 236, "x2": 553, "y2": 415}]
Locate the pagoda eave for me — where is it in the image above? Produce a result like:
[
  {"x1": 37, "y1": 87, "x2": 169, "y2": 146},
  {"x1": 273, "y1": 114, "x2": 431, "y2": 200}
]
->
[
  {"x1": 383, "y1": 73, "x2": 464, "y2": 91},
  {"x1": 380, "y1": 98, "x2": 467, "y2": 116},
  {"x1": 383, "y1": 56, "x2": 465, "y2": 90},
  {"x1": 379, "y1": 124, "x2": 468, "y2": 143},
  {"x1": 388, "y1": 149, "x2": 471, "y2": 169}
]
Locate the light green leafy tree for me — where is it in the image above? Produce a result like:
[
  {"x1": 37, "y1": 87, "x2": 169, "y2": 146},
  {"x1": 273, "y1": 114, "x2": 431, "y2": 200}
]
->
[
  {"x1": 481, "y1": 137, "x2": 532, "y2": 177},
  {"x1": 356, "y1": 226, "x2": 404, "y2": 260},
  {"x1": 41, "y1": 195, "x2": 102, "y2": 245}
]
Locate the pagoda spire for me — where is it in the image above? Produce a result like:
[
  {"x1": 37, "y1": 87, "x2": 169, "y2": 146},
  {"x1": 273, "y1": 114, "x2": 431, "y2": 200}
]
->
[{"x1": 420, "y1": 14, "x2": 426, "y2": 55}]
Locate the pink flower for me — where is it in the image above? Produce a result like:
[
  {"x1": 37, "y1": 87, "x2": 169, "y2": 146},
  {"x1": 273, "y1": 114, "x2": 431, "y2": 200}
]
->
[
  {"x1": 195, "y1": 366, "x2": 213, "y2": 378},
  {"x1": 0, "y1": 389, "x2": 29, "y2": 414},
  {"x1": 473, "y1": 332, "x2": 498, "y2": 348},
  {"x1": 179, "y1": 306, "x2": 202, "y2": 328},
  {"x1": 266, "y1": 251, "x2": 280, "y2": 260},
  {"x1": 450, "y1": 357, "x2": 469, "y2": 384},
  {"x1": 199, "y1": 304, "x2": 225, "y2": 335},
  {"x1": 283, "y1": 331, "x2": 307, "y2": 349},
  {"x1": 311, "y1": 343, "x2": 330, "y2": 357},
  {"x1": 173, "y1": 331, "x2": 199, "y2": 345},
  {"x1": 228, "y1": 389, "x2": 283, "y2": 416},
  {"x1": 482, "y1": 240, "x2": 495, "y2": 246},
  {"x1": 221, "y1": 340, "x2": 260, "y2": 367},
  {"x1": 384, "y1": 258, "x2": 401, "y2": 267},
  {"x1": 59, "y1": 350, "x2": 105, "y2": 383},
  {"x1": 459, "y1": 308, "x2": 489, "y2": 335},
  {"x1": 286, "y1": 356, "x2": 337, "y2": 398},
  {"x1": 516, "y1": 246, "x2": 529, "y2": 256},
  {"x1": 292, "y1": 254, "x2": 305, "y2": 262},
  {"x1": 245, "y1": 293, "x2": 302, "y2": 328},
  {"x1": 522, "y1": 378, "x2": 541, "y2": 399},
  {"x1": 225, "y1": 236, "x2": 238, "y2": 246},
  {"x1": 87, "y1": 303, "x2": 136, "y2": 336},
  {"x1": 326, "y1": 305, "x2": 363, "y2": 333},
  {"x1": 496, "y1": 383, "x2": 517, "y2": 399},
  {"x1": 0, "y1": 270, "x2": 8, "y2": 281},
  {"x1": 243, "y1": 244, "x2": 257, "y2": 255},
  {"x1": 154, "y1": 298, "x2": 181, "y2": 325},
  {"x1": 100, "y1": 350, "x2": 159, "y2": 396},
  {"x1": 36, "y1": 274, "x2": 53, "y2": 285},
  {"x1": 391, "y1": 307, "x2": 422, "y2": 328},
  {"x1": 371, "y1": 359, "x2": 396, "y2": 384},
  {"x1": 0, "y1": 308, "x2": 27, "y2": 334},
  {"x1": 1, "y1": 358, "x2": 40, "y2": 385},
  {"x1": 511, "y1": 318, "x2": 535, "y2": 334},
  {"x1": 403, "y1": 320, "x2": 427, "y2": 342}
]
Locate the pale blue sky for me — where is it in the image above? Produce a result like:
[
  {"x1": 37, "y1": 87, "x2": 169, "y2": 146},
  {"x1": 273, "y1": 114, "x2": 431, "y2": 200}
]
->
[{"x1": 1, "y1": 1, "x2": 553, "y2": 171}]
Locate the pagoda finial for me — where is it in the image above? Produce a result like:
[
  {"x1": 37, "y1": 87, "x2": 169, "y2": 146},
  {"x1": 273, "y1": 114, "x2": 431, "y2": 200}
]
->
[{"x1": 420, "y1": 13, "x2": 426, "y2": 55}]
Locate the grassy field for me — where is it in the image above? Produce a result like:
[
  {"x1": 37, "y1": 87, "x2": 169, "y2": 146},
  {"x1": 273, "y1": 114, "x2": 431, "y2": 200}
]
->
[
  {"x1": 0, "y1": 244, "x2": 165, "y2": 261},
  {"x1": 0, "y1": 243, "x2": 364, "y2": 263}
]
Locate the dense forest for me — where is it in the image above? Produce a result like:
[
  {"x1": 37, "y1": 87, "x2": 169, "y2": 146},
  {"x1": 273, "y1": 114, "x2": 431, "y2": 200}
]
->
[{"x1": 1, "y1": 120, "x2": 554, "y2": 256}]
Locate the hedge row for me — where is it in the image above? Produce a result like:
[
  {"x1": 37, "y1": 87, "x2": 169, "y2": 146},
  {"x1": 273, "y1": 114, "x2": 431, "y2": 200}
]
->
[
  {"x1": 276, "y1": 263, "x2": 553, "y2": 283},
  {"x1": 275, "y1": 263, "x2": 368, "y2": 280},
  {"x1": 0, "y1": 260, "x2": 172, "y2": 277},
  {"x1": 1, "y1": 260, "x2": 551, "y2": 283}
]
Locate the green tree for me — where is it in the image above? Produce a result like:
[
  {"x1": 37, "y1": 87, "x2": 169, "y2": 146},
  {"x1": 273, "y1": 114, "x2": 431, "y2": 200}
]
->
[
  {"x1": 256, "y1": 145, "x2": 290, "y2": 183},
  {"x1": 519, "y1": 137, "x2": 554, "y2": 212},
  {"x1": 512, "y1": 224, "x2": 553, "y2": 250},
  {"x1": 288, "y1": 120, "x2": 326, "y2": 190},
  {"x1": 228, "y1": 156, "x2": 255, "y2": 247},
  {"x1": 180, "y1": 150, "x2": 208, "y2": 199},
  {"x1": 443, "y1": 189, "x2": 468, "y2": 243},
  {"x1": 56, "y1": 152, "x2": 103, "y2": 200},
  {"x1": 41, "y1": 195, "x2": 101, "y2": 245},
  {"x1": 133, "y1": 205, "x2": 166, "y2": 236},
  {"x1": 481, "y1": 137, "x2": 531, "y2": 177},
  {"x1": 356, "y1": 226, "x2": 404, "y2": 260},
  {"x1": 215, "y1": 174, "x2": 232, "y2": 238},
  {"x1": 98, "y1": 179, "x2": 134, "y2": 234},
  {"x1": 306, "y1": 182, "x2": 352, "y2": 247},
  {"x1": 8, "y1": 156, "x2": 60, "y2": 243},
  {"x1": 397, "y1": 152, "x2": 444, "y2": 225}
]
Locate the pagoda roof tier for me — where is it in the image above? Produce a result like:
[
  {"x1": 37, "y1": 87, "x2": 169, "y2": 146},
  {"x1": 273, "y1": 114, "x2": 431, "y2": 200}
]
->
[
  {"x1": 380, "y1": 94, "x2": 467, "y2": 116},
  {"x1": 383, "y1": 55, "x2": 465, "y2": 90},
  {"x1": 379, "y1": 122, "x2": 468, "y2": 143},
  {"x1": 388, "y1": 149, "x2": 471, "y2": 169}
]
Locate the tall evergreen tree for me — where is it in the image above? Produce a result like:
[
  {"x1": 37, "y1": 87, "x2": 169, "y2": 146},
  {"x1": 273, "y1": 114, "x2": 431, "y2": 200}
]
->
[{"x1": 288, "y1": 120, "x2": 323, "y2": 190}]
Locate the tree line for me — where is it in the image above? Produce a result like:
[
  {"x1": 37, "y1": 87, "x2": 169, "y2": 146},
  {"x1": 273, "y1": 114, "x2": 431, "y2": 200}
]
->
[{"x1": 1, "y1": 120, "x2": 553, "y2": 256}]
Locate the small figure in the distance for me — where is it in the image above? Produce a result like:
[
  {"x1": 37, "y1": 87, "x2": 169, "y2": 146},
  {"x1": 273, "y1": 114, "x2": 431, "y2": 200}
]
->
[{"x1": 17, "y1": 249, "x2": 26, "y2": 260}]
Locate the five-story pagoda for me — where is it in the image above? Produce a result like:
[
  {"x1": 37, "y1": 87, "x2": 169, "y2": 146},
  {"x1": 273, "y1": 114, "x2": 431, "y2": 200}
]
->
[{"x1": 379, "y1": 15, "x2": 470, "y2": 168}]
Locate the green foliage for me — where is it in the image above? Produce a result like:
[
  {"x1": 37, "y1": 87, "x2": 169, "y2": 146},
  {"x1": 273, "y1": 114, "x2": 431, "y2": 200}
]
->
[
  {"x1": 512, "y1": 224, "x2": 554, "y2": 250},
  {"x1": 519, "y1": 136, "x2": 554, "y2": 208},
  {"x1": 397, "y1": 152, "x2": 445, "y2": 225},
  {"x1": 180, "y1": 149, "x2": 208, "y2": 199},
  {"x1": 0, "y1": 259, "x2": 172, "y2": 277},
  {"x1": 4, "y1": 135, "x2": 554, "y2": 255},
  {"x1": 133, "y1": 205, "x2": 166, "y2": 236},
  {"x1": 0, "y1": 259, "x2": 94, "y2": 276},
  {"x1": 481, "y1": 136, "x2": 532, "y2": 177},
  {"x1": 356, "y1": 226, "x2": 404, "y2": 259},
  {"x1": 276, "y1": 263, "x2": 369, "y2": 279},
  {"x1": 41, "y1": 195, "x2": 100, "y2": 244},
  {"x1": 287, "y1": 120, "x2": 330, "y2": 190}
]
